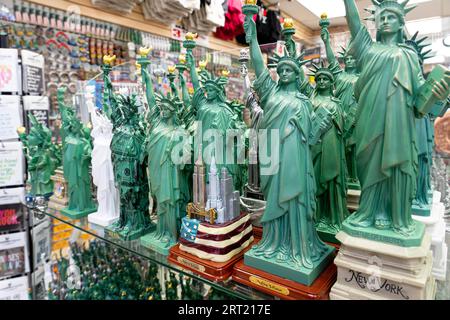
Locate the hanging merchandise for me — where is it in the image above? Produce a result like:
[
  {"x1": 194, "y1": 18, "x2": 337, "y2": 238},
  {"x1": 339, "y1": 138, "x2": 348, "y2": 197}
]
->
[
  {"x1": 142, "y1": 0, "x2": 200, "y2": 25},
  {"x1": 255, "y1": 0, "x2": 281, "y2": 45},
  {"x1": 205, "y1": 0, "x2": 226, "y2": 26},
  {"x1": 0, "y1": 3, "x2": 15, "y2": 22},
  {"x1": 181, "y1": 0, "x2": 225, "y2": 34},
  {"x1": 91, "y1": 0, "x2": 141, "y2": 15},
  {"x1": 214, "y1": 0, "x2": 245, "y2": 41}
]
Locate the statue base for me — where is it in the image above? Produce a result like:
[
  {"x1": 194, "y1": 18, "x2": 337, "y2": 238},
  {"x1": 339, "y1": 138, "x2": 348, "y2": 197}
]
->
[
  {"x1": 244, "y1": 244, "x2": 335, "y2": 286},
  {"x1": 342, "y1": 219, "x2": 425, "y2": 247},
  {"x1": 413, "y1": 191, "x2": 448, "y2": 281},
  {"x1": 412, "y1": 190, "x2": 439, "y2": 217},
  {"x1": 60, "y1": 206, "x2": 96, "y2": 219},
  {"x1": 347, "y1": 181, "x2": 361, "y2": 191},
  {"x1": 330, "y1": 231, "x2": 436, "y2": 300},
  {"x1": 88, "y1": 212, "x2": 119, "y2": 228},
  {"x1": 140, "y1": 233, "x2": 176, "y2": 256},
  {"x1": 232, "y1": 258, "x2": 337, "y2": 300},
  {"x1": 346, "y1": 189, "x2": 360, "y2": 212},
  {"x1": 317, "y1": 228, "x2": 339, "y2": 244},
  {"x1": 412, "y1": 204, "x2": 431, "y2": 217},
  {"x1": 48, "y1": 168, "x2": 69, "y2": 211},
  {"x1": 168, "y1": 242, "x2": 254, "y2": 282},
  {"x1": 48, "y1": 200, "x2": 68, "y2": 212},
  {"x1": 104, "y1": 223, "x2": 154, "y2": 241}
]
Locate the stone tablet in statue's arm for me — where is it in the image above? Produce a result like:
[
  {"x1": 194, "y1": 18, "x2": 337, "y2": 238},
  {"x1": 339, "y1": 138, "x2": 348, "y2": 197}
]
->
[
  {"x1": 415, "y1": 65, "x2": 450, "y2": 117},
  {"x1": 309, "y1": 106, "x2": 333, "y2": 145}
]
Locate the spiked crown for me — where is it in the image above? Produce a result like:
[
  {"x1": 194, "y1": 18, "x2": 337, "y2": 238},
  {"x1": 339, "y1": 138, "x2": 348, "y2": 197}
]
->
[
  {"x1": 116, "y1": 93, "x2": 140, "y2": 117},
  {"x1": 308, "y1": 61, "x2": 342, "y2": 82},
  {"x1": 199, "y1": 70, "x2": 229, "y2": 90},
  {"x1": 405, "y1": 31, "x2": 434, "y2": 65},
  {"x1": 155, "y1": 92, "x2": 182, "y2": 112},
  {"x1": 268, "y1": 47, "x2": 310, "y2": 75},
  {"x1": 364, "y1": 0, "x2": 416, "y2": 23},
  {"x1": 338, "y1": 45, "x2": 351, "y2": 59}
]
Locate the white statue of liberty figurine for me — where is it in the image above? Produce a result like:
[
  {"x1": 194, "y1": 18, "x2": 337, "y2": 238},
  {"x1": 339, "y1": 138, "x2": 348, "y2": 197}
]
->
[{"x1": 88, "y1": 101, "x2": 120, "y2": 227}]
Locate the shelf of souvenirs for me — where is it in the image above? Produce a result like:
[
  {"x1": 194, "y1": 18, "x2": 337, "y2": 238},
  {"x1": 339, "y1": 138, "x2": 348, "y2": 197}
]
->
[
  {"x1": 26, "y1": 204, "x2": 275, "y2": 300},
  {"x1": 0, "y1": 0, "x2": 243, "y2": 60}
]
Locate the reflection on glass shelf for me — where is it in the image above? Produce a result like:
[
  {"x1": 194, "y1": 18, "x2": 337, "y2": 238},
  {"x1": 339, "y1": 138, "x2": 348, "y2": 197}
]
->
[
  {"x1": 28, "y1": 204, "x2": 450, "y2": 300},
  {"x1": 27, "y1": 205, "x2": 274, "y2": 300}
]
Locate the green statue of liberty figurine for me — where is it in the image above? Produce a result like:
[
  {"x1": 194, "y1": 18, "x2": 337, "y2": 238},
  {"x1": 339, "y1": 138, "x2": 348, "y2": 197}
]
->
[
  {"x1": 309, "y1": 63, "x2": 349, "y2": 243},
  {"x1": 320, "y1": 15, "x2": 360, "y2": 189},
  {"x1": 176, "y1": 56, "x2": 196, "y2": 135},
  {"x1": 136, "y1": 48, "x2": 160, "y2": 131},
  {"x1": 58, "y1": 87, "x2": 96, "y2": 218},
  {"x1": 405, "y1": 32, "x2": 435, "y2": 216},
  {"x1": 18, "y1": 114, "x2": 60, "y2": 200},
  {"x1": 102, "y1": 55, "x2": 153, "y2": 240},
  {"x1": 185, "y1": 43, "x2": 245, "y2": 192},
  {"x1": 242, "y1": 15, "x2": 335, "y2": 285},
  {"x1": 141, "y1": 94, "x2": 191, "y2": 255},
  {"x1": 140, "y1": 55, "x2": 191, "y2": 255},
  {"x1": 341, "y1": 0, "x2": 450, "y2": 245},
  {"x1": 167, "y1": 63, "x2": 194, "y2": 132}
]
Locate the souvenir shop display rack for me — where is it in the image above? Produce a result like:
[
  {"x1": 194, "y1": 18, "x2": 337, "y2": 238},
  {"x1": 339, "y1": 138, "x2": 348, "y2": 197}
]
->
[
  {"x1": 10, "y1": 0, "x2": 450, "y2": 301},
  {"x1": 0, "y1": 47, "x2": 53, "y2": 300},
  {"x1": 23, "y1": 48, "x2": 450, "y2": 299}
]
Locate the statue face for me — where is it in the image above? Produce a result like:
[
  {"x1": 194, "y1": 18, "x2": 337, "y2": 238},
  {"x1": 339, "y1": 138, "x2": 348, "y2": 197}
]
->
[
  {"x1": 160, "y1": 104, "x2": 174, "y2": 119},
  {"x1": 205, "y1": 85, "x2": 219, "y2": 101},
  {"x1": 345, "y1": 55, "x2": 357, "y2": 70},
  {"x1": 278, "y1": 65, "x2": 297, "y2": 85},
  {"x1": 316, "y1": 74, "x2": 332, "y2": 92},
  {"x1": 377, "y1": 10, "x2": 403, "y2": 36}
]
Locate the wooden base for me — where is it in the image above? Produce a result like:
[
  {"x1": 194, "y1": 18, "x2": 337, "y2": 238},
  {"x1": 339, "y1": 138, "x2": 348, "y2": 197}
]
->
[
  {"x1": 252, "y1": 225, "x2": 263, "y2": 239},
  {"x1": 168, "y1": 243, "x2": 253, "y2": 282},
  {"x1": 232, "y1": 258, "x2": 337, "y2": 300},
  {"x1": 326, "y1": 241, "x2": 341, "y2": 250}
]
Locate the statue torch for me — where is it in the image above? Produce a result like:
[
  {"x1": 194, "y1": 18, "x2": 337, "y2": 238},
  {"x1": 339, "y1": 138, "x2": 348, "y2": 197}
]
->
[
  {"x1": 242, "y1": 0, "x2": 259, "y2": 44},
  {"x1": 319, "y1": 13, "x2": 330, "y2": 30},
  {"x1": 282, "y1": 18, "x2": 296, "y2": 56}
]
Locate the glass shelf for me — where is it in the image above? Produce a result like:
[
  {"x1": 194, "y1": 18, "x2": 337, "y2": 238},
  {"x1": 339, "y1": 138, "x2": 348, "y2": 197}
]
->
[
  {"x1": 26, "y1": 204, "x2": 450, "y2": 300},
  {"x1": 27, "y1": 204, "x2": 275, "y2": 300}
]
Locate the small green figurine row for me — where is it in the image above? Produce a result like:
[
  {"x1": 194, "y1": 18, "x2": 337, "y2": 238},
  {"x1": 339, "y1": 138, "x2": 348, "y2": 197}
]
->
[
  {"x1": 47, "y1": 240, "x2": 209, "y2": 300},
  {"x1": 101, "y1": 43, "x2": 249, "y2": 254},
  {"x1": 20, "y1": 0, "x2": 450, "y2": 290}
]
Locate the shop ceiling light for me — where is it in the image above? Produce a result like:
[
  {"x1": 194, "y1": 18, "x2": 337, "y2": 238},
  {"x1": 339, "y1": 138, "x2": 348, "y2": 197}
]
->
[{"x1": 297, "y1": 0, "x2": 346, "y2": 19}]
